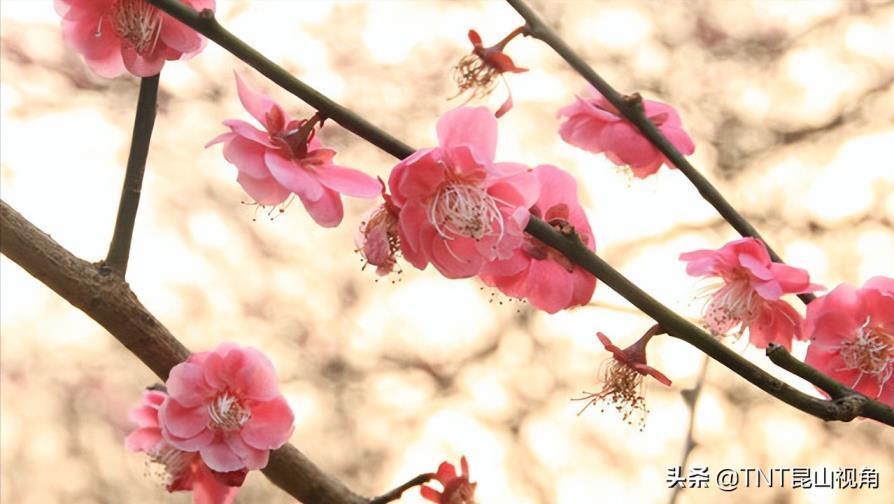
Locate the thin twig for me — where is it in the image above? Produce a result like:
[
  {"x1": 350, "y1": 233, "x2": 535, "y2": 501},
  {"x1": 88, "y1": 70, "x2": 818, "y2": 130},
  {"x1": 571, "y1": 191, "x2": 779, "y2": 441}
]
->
[
  {"x1": 144, "y1": 0, "x2": 892, "y2": 426},
  {"x1": 668, "y1": 357, "x2": 708, "y2": 504},
  {"x1": 105, "y1": 74, "x2": 160, "y2": 276},
  {"x1": 765, "y1": 343, "x2": 865, "y2": 403},
  {"x1": 368, "y1": 473, "x2": 435, "y2": 504},
  {"x1": 504, "y1": 0, "x2": 815, "y2": 305}
]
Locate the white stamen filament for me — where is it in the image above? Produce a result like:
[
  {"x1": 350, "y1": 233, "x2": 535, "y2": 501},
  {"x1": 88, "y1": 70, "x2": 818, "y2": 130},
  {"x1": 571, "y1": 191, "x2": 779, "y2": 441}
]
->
[
  {"x1": 429, "y1": 182, "x2": 505, "y2": 243},
  {"x1": 208, "y1": 392, "x2": 251, "y2": 431},
  {"x1": 838, "y1": 318, "x2": 893, "y2": 393},
  {"x1": 702, "y1": 278, "x2": 758, "y2": 337},
  {"x1": 110, "y1": 0, "x2": 163, "y2": 55}
]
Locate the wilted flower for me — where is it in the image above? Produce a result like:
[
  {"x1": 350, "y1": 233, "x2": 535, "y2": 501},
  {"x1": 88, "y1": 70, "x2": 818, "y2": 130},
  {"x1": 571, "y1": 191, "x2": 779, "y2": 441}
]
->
[
  {"x1": 680, "y1": 237, "x2": 821, "y2": 349},
  {"x1": 388, "y1": 106, "x2": 539, "y2": 279},
  {"x1": 575, "y1": 329, "x2": 672, "y2": 429},
  {"x1": 356, "y1": 180, "x2": 402, "y2": 276},
  {"x1": 480, "y1": 164, "x2": 596, "y2": 313},
  {"x1": 558, "y1": 88, "x2": 695, "y2": 178},
  {"x1": 159, "y1": 343, "x2": 295, "y2": 472},
  {"x1": 804, "y1": 276, "x2": 893, "y2": 406},
  {"x1": 56, "y1": 0, "x2": 214, "y2": 78},
  {"x1": 126, "y1": 389, "x2": 244, "y2": 504},
  {"x1": 452, "y1": 28, "x2": 528, "y2": 117},
  {"x1": 207, "y1": 74, "x2": 380, "y2": 227},
  {"x1": 420, "y1": 456, "x2": 477, "y2": 504}
]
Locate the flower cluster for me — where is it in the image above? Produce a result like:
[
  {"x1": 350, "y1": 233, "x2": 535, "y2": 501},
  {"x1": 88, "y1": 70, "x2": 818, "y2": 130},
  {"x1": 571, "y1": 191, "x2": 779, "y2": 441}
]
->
[{"x1": 126, "y1": 343, "x2": 294, "y2": 503}]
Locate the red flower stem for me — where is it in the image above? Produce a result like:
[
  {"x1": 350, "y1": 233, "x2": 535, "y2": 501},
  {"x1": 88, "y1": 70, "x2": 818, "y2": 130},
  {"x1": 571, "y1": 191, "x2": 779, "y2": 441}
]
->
[
  {"x1": 493, "y1": 25, "x2": 527, "y2": 50},
  {"x1": 368, "y1": 473, "x2": 435, "y2": 504},
  {"x1": 104, "y1": 74, "x2": 159, "y2": 276},
  {"x1": 507, "y1": 0, "x2": 815, "y2": 305},
  {"x1": 143, "y1": 0, "x2": 891, "y2": 427}
]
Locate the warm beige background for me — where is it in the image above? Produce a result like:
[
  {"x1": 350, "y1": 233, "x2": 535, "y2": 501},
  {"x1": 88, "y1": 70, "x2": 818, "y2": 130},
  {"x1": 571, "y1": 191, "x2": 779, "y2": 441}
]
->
[{"x1": 2, "y1": 1, "x2": 893, "y2": 503}]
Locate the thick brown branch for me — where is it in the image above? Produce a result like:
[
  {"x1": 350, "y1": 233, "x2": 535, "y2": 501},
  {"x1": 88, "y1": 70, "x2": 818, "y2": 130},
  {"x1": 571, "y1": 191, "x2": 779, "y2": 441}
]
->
[
  {"x1": 144, "y1": 0, "x2": 890, "y2": 426},
  {"x1": 105, "y1": 74, "x2": 159, "y2": 276},
  {"x1": 504, "y1": 0, "x2": 815, "y2": 305},
  {"x1": 1, "y1": 200, "x2": 368, "y2": 503}
]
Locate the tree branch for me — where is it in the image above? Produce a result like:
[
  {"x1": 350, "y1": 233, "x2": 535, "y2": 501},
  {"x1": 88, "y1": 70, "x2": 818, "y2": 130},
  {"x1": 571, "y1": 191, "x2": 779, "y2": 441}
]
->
[
  {"x1": 145, "y1": 0, "x2": 890, "y2": 426},
  {"x1": 1, "y1": 200, "x2": 369, "y2": 503},
  {"x1": 765, "y1": 343, "x2": 891, "y2": 421},
  {"x1": 105, "y1": 74, "x2": 159, "y2": 276},
  {"x1": 504, "y1": 0, "x2": 815, "y2": 305}
]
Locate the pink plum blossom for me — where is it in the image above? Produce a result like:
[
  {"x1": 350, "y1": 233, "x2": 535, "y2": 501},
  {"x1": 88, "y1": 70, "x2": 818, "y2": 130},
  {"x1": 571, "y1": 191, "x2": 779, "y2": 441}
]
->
[
  {"x1": 207, "y1": 74, "x2": 380, "y2": 227},
  {"x1": 420, "y1": 456, "x2": 477, "y2": 504},
  {"x1": 158, "y1": 343, "x2": 295, "y2": 472},
  {"x1": 480, "y1": 164, "x2": 596, "y2": 313},
  {"x1": 56, "y1": 0, "x2": 214, "y2": 78},
  {"x1": 557, "y1": 88, "x2": 695, "y2": 178},
  {"x1": 575, "y1": 329, "x2": 671, "y2": 428},
  {"x1": 804, "y1": 277, "x2": 894, "y2": 406},
  {"x1": 388, "y1": 106, "x2": 539, "y2": 279},
  {"x1": 679, "y1": 237, "x2": 822, "y2": 349},
  {"x1": 126, "y1": 389, "x2": 244, "y2": 504}
]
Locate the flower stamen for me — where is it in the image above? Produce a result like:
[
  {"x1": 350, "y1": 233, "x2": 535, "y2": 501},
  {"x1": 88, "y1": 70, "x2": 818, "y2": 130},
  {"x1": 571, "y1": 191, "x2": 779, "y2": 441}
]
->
[
  {"x1": 110, "y1": 0, "x2": 163, "y2": 55},
  {"x1": 837, "y1": 318, "x2": 894, "y2": 394},
  {"x1": 208, "y1": 392, "x2": 251, "y2": 431}
]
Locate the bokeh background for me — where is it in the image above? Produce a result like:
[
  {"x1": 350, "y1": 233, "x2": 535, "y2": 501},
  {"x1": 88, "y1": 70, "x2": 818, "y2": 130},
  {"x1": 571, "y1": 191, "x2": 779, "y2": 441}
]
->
[{"x1": 2, "y1": 0, "x2": 893, "y2": 503}]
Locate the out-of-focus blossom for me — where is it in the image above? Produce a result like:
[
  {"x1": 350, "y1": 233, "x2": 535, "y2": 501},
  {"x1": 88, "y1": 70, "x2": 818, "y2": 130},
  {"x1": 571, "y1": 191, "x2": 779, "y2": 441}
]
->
[
  {"x1": 420, "y1": 456, "x2": 477, "y2": 504},
  {"x1": 805, "y1": 276, "x2": 894, "y2": 406},
  {"x1": 356, "y1": 180, "x2": 401, "y2": 276},
  {"x1": 207, "y1": 74, "x2": 379, "y2": 227},
  {"x1": 126, "y1": 389, "x2": 244, "y2": 504},
  {"x1": 480, "y1": 165, "x2": 596, "y2": 313},
  {"x1": 575, "y1": 330, "x2": 672, "y2": 429},
  {"x1": 679, "y1": 237, "x2": 822, "y2": 349},
  {"x1": 388, "y1": 106, "x2": 539, "y2": 279},
  {"x1": 56, "y1": 0, "x2": 214, "y2": 78},
  {"x1": 453, "y1": 28, "x2": 528, "y2": 117},
  {"x1": 558, "y1": 88, "x2": 695, "y2": 178},
  {"x1": 159, "y1": 343, "x2": 295, "y2": 472}
]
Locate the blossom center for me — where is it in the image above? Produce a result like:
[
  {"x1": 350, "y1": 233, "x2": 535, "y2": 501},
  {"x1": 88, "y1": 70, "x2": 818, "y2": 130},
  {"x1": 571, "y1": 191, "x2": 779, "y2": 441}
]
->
[
  {"x1": 430, "y1": 182, "x2": 503, "y2": 242},
  {"x1": 839, "y1": 322, "x2": 894, "y2": 389},
  {"x1": 207, "y1": 392, "x2": 251, "y2": 431},
  {"x1": 107, "y1": 0, "x2": 163, "y2": 55},
  {"x1": 702, "y1": 278, "x2": 759, "y2": 336}
]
